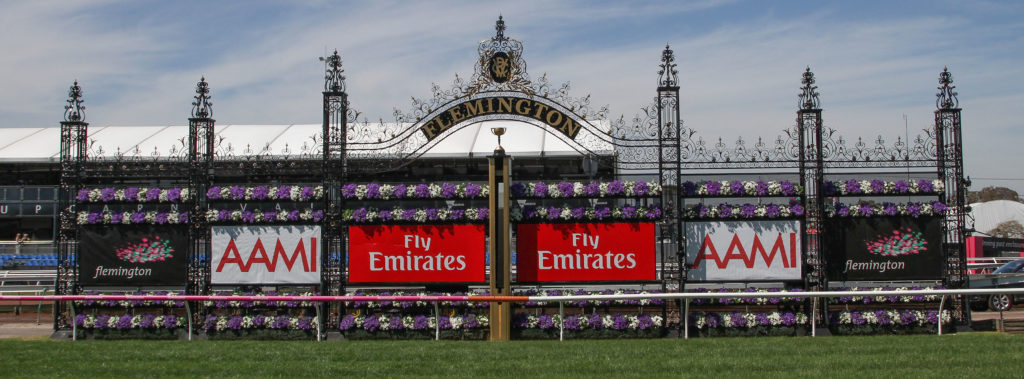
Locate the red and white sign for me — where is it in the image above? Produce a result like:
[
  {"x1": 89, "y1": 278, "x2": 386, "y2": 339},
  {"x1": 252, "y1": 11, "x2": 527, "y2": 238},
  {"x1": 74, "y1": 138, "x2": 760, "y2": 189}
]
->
[
  {"x1": 516, "y1": 223, "x2": 656, "y2": 282},
  {"x1": 211, "y1": 226, "x2": 321, "y2": 284},
  {"x1": 685, "y1": 221, "x2": 802, "y2": 281},
  {"x1": 348, "y1": 225, "x2": 486, "y2": 283}
]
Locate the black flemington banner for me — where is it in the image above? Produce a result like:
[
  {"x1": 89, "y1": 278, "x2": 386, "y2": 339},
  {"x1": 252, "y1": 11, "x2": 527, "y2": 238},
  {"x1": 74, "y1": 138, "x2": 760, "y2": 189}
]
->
[
  {"x1": 825, "y1": 216, "x2": 943, "y2": 281},
  {"x1": 79, "y1": 225, "x2": 189, "y2": 286},
  {"x1": 419, "y1": 96, "x2": 582, "y2": 141}
]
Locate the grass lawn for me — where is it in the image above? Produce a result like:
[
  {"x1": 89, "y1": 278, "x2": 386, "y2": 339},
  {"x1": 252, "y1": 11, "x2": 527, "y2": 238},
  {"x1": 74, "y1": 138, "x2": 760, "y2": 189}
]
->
[{"x1": 0, "y1": 334, "x2": 1022, "y2": 377}]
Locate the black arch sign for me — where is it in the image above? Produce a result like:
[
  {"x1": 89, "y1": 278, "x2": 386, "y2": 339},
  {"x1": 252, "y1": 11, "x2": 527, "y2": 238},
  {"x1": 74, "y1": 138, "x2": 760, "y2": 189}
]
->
[{"x1": 419, "y1": 95, "x2": 584, "y2": 141}]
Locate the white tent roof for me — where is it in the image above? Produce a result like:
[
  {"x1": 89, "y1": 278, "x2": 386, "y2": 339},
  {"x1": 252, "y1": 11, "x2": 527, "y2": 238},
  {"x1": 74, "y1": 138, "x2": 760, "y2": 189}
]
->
[
  {"x1": 0, "y1": 121, "x2": 612, "y2": 162},
  {"x1": 969, "y1": 200, "x2": 1024, "y2": 235}
]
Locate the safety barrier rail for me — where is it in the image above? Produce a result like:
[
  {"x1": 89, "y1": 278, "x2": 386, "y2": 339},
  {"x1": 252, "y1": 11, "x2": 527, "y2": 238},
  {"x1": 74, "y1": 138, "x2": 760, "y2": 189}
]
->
[{"x1": 4, "y1": 288, "x2": 1024, "y2": 341}]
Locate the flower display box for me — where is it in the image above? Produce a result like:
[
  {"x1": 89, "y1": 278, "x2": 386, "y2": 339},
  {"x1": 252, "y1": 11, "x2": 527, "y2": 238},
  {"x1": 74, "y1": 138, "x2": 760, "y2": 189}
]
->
[
  {"x1": 679, "y1": 180, "x2": 802, "y2": 198},
  {"x1": 689, "y1": 325, "x2": 809, "y2": 338},
  {"x1": 341, "y1": 329, "x2": 488, "y2": 341},
  {"x1": 823, "y1": 179, "x2": 944, "y2": 197},
  {"x1": 826, "y1": 309, "x2": 951, "y2": 335},
  {"x1": 75, "y1": 328, "x2": 186, "y2": 340},
  {"x1": 512, "y1": 327, "x2": 664, "y2": 340},
  {"x1": 511, "y1": 180, "x2": 662, "y2": 199},
  {"x1": 203, "y1": 329, "x2": 315, "y2": 340}
]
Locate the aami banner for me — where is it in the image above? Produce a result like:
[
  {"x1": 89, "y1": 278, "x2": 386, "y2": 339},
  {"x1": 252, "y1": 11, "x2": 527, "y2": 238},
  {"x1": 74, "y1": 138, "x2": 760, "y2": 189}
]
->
[
  {"x1": 685, "y1": 221, "x2": 802, "y2": 281},
  {"x1": 348, "y1": 224, "x2": 486, "y2": 283},
  {"x1": 516, "y1": 223, "x2": 656, "y2": 282},
  {"x1": 79, "y1": 225, "x2": 189, "y2": 286},
  {"x1": 211, "y1": 225, "x2": 321, "y2": 284},
  {"x1": 825, "y1": 216, "x2": 943, "y2": 281}
]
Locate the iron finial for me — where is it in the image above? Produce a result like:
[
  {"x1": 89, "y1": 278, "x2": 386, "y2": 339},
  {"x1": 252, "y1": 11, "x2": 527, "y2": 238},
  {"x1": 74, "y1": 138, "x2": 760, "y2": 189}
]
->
[
  {"x1": 191, "y1": 77, "x2": 213, "y2": 119},
  {"x1": 321, "y1": 49, "x2": 346, "y2": 93},
  {"x1": 63, "y1": 80, "x2": 85, "y2": 122},
  {"x1": 658, "y1": 44, "x2": 678, "y2": 88},
  {"x1": 799, "y1": 66, "x2": 820, "y2": 110},
  {"x1": 495, "y1": 15, "x2": 506, "y2": 41},
  {"x1": 936, "y1": 66, "x2": 958, "y2": 110}
]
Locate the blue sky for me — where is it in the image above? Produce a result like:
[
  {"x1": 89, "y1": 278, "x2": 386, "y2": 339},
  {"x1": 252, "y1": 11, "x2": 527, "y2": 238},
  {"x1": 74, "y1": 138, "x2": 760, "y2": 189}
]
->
[{"x1": 2, "y1": 0, "x2": 1023, "y2": 193}]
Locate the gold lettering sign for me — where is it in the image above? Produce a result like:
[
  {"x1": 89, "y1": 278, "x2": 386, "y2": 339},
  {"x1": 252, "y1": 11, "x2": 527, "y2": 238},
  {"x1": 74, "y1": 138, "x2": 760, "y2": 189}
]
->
[{"x1": 419, "y1": 96, "x2": 583, "y2": 141}]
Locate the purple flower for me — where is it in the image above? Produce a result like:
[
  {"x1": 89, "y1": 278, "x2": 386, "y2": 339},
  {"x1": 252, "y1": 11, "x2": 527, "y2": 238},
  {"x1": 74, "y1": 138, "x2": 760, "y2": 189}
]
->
[
  {"x1": 571, "y1": 207, "x2": 585, "y2": 219},
  {"x1": 388, "y1": 316, "x2": 404, "y2": 330},
  {"x1": 401, "y1": 208, "x2": 417, "y2": 220},
  {"x1": 740, "y1": 204, "x2": 756, "y2": 218},
  {"x1": 227, "y1": 315, "x2": 243, "y2": 330},
  {"x1": 206, "y1": 186, "x2": 222, "y2": 200},
  {"x1": 441, "y1": 182, "x2": 458, "y2": 198},
  {"x1": 116, "y1": 315, "x2": 133, "y2": 330},
  {"x1": 449, "y1": 209, "x2": 464, "y2": 220},
  {"x1": 533, "y1": 182, "x2": 549, "y2": 197},
  {"x1": 538, "y1": 314, "x2": 556, "y2": 330},
  {"x1": 300, "y1": 187, "x2": 314, "y2": 201},
  {"x1": 622, "y1": 206, "x2": 637, "y2": 218},
  {"x1": 251, "y1": 186, "x2": 269, "y2": 200},
  {"x1": 276, "y1": 186, "x2": 292, "y2": 199},
  {"x1": 87, "y1": 212, "x2": 101, "y2": 224},
  {"x1": 167, "y1": 188, "x2": 182, "y2": 202},
  {"x1": 918, "y1": 179, "x2": 934, "y2": 193},
  {"x1": 425, "y1": 208, "x2": 439, "y2": 220},
  {"x1": 124, "y1": 187, "x2": 140, "y2": 201},
  {"x1": 857, "y1": 203, "x2": 874, "y2": 216},
  {"x1": 100, "y1": 188, "x2": 116, "y2": 202},
  {"x1": 564, "y1": 315, "x2": 581, "y2": 330},
  {"x1": 414, "y1": 184, "x2": 430, "y2": 198},
  {"x1": 837, "y1": 204, "x2": 851, "y2": 216},
  {"x1": 648, "y1": 207, "x2": 662, "y2": 219},
  {"x1": 790, "y1": 203, "x2": 805, "y2": 216},
  {"x1": 557, "y1": 182, "x2": 574, "y2": 197},
  {"x1": 312, "y1": 210, "x2": 325, "y2": 222},
  {"x1": 680, "y1": 181, "x2": 697, "y2": 196},
  {"x1": 765, "y1": 204, "x2": 781, "y2": 218},
  {"x1": 906, "y1": 203, "x2": 923, "y2": 217},
  {"x1": 894, "y1": 180, "x2": 910, "y2": 193},
  {"x1": 883, "y1": 203, "x2": 899, "y2": 216},
  {"x1": 589, "y1": 314, "x2": 605, "y2": 329},
  {"x1": 353, "y1": 208, "x2": 368, "y2": 222},
  {"x1": 845, "y1": 179, "x2": 861, "y2": 194},
  {"x1": 634, "y1": 181, "x2": 650, "y2": 196},
  {"x1": 718, "y1": 204, "x2": 733, "y2": 217},
  {"x1": 178, "y1": 213, "x2": 189, "y2": 224},
  {"x1": 730, "y1": 181, "x2": 746, "y2": 195},
  {"x1": 240, "y1": 210, "x2": 256, "y2": 223},
  {"x1": 706, "y1": 181, "x2": 722, "y2": 195},
  {"x1": 465, "y1": 183, "x2": 482, "y2": 198},
  {"x1": 155, "y1": 212, "x2": 169, "y2": 224},
  {"x1": 392, "y1": 184, "x2": 407, "y2": 199},
  {"x1": 131, "y1": 212, "x2": 146, "y2": 223},
  {"x1": 413, "y1": 315, "x2": 430, "y2": 330},
  {"x1": 146, "y1": 188, "x2": 161, "y2": 201},
  {"x1": 272, "y1": 315, "x2": 290, "y2": 329},
  {"x1": 607, "y1": 180, "x2": 625, "y2": 196},
  {"x1": 755, "y1": 181, "x2": 770, "y2": 196},
  {"x1": 217, "y1": 209, "x2": 231, "y2": 221},
  {"x1": 287, "y1": 209, "x2": 300, "y2": 221},
  {"x1": 510, "y1": 183, "x2": 525, "y2": 197},
  {"x1": 594, "y1": 207, "x2": 611, "y2": 219},
  {"x1": 163, "y1": 315, "x2": 178, "y2": 329},
  {"x1": 780, "y1": 180, "x2": 797, "y2": 196},
  {"x1": 870, "y1": 180, "x2": 885, "y2": 194},
  {"x1": 932, "y1": 201, "x2": 948, "y2": 213},
  {"x1": 584, "y1": 182, "x2": 602, "y2": 196},
  {"x1": 366, "y1": 183, "x2": 380, "y2": 199},
  {"x1": 76, "y1": 189, "x2": 90, "y2": 202},
  {"x1": 612, "y1": 314, "x2": 630, "y2": 330},
  {"x1": 463, "y1": 314, "x2": 480, "y2": 329},
  {"x1": 780, "y1": 312, "x2": 796, "y2": 326},
  {"x1": 438, "y1": 315, "x2": 452, "y2": 330},
  {"x1": 477, "y1": 208, "x2": 489, "y2": 220},
  {"x1": 698, "y1": 205, "x2": 711, "y2": 218},
  {"x1": 110, "y1": 213, "x2": 124, "y2": 224}
]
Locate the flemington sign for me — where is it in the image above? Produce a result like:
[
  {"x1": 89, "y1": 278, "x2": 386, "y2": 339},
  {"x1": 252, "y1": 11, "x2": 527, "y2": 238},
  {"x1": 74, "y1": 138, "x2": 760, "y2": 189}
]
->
[{"x1": 419, "y1": 95, "x2": 584, "y2": 141}]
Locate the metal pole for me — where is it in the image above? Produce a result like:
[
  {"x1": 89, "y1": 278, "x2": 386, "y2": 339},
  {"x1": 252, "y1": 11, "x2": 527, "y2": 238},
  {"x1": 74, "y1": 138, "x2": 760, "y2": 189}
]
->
[
  {"x1": 434, "y1": 302, "x2": 440, "y2": 341},
  {"x1": 811, "y1": 297, "x2": 817, "y2": 337},
  {"x1": 186, "y1": 302, "x2": 192, "y2": 341},
  {"x1": 316, "y1": 304, "x2": 323, "y2": 342},
  {"x1": 683, "y1": 298, "x2": 689, "y2": 340},
  {"x1": 69, "y1": 301, "x2": 76, "y2": 341},
  {"x1": 559, "y1": 301, "x2": 564, "y2": 342},
  {"x1": 938, "y1": 295, "x2": 946, "y2": 336}
]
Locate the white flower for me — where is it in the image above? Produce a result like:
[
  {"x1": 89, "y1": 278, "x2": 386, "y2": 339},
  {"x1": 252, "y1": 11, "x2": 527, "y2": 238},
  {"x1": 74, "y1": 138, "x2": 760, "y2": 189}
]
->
[
  {"x1": 573, "y1": 182, "x2": 585, "y2": 196},
  {"x1": 379, "y1": 184, "x2": 394, "y2": 199}
]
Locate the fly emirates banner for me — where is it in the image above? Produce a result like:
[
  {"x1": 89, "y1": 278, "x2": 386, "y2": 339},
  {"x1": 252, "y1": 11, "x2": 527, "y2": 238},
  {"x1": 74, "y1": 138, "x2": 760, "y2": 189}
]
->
[
  {"x1": 516, "y1": 222, "x2": 656, "y2": 282},
  {"x1": 348, "y1": 224, "x2": 486, "y2": 283}
]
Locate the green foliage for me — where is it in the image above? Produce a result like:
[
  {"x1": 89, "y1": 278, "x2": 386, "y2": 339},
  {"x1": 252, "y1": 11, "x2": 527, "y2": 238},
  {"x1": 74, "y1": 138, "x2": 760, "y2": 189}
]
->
[
  {"x1": 1, "y1": 334, "x2": 1024, "y2": 377},
  {"x1": 968, "y1": 186, "x2": 1021, "y2": 203},
  {"x1": 988, "y1": 220, "x2": 1024, "y2": 238}
]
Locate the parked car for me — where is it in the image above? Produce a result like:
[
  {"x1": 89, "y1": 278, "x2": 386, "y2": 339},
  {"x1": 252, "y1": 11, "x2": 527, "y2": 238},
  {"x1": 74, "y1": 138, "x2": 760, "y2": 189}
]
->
[{"x1": 969, "y1": 259, "x2": 1024, "y2": 311}]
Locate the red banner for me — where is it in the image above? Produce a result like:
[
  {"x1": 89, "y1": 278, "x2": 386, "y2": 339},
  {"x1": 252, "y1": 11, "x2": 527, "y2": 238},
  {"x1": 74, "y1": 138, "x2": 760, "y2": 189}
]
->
[
  {"x1": 348, "y1": 224, "x2": 486, "y2": 283},
  {"x1": 516, "y1": 223, "x2": 656, "y2": 282}
]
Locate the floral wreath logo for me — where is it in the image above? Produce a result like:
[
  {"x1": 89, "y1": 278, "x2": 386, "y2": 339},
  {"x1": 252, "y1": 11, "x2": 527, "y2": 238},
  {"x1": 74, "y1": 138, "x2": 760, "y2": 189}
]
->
[
  {"x1": 864, "y1": 228, "x2": 927, "y2": 257},
  {"x1": 116, "y1": 236, "x2": 175, "y2": 263}
]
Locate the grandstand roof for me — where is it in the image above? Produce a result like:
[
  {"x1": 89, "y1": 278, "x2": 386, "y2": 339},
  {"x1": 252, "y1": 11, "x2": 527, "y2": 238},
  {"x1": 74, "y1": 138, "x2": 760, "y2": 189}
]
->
[{"x1": 0, "y1": 120, "x2": 613, "y2": 162}]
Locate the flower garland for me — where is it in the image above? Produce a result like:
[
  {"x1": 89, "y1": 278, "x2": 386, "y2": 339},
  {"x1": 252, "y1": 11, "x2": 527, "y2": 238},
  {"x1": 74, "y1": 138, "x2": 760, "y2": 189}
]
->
[
  {"x1": 338, "y1": 313, "x2": 489, "y2": 332},
  {"x1": 202, "y1": 314, "x2": 318, "y2": 332},
  {"x1": 203, "y1": 291, "x2": 318, "y2": 308},
  {"x1": 511, "y1": 180, "x2": 662, "y2": 198},
  {"x1": 828, "y1": 309, "x2": 950, "y2": 327},
  {"x1": 343, "y1": 207, "x2": 489, "y2": 223},
  {"x1": 826, "y1": 201, "x2": 947, "y2": 217},
  {"x1": 833, "y1": 286, "x2": 944, "y2": 304},
  {"x1": 77, "y1": 211, "x2": 189, "y2": 225},
  {"x1": 689, "y1": 311, "x2": 809, "y2": 329},
  {"x1": 76, "y1": 187, "x2": 191, "y2": 203},
  {"x1": 206, "y1": 185, "x2": 324, "y2": 202},
  {"x1": 681, "y1": 202, "x2": 805, "y2": 219},
  {"x1": 74, "y1": 314, "x2": 185, "y2": 330},
  {"x1": 206, "y1": 209, "x2": 324, "y2": 223},
  {"x1": 679, "y1": 180, "x2": 801, "y2": 197},
  {"x1": 824, "y1": 179, "x2": 944, "y2": 196},
  {"x1": 513, "y1": 313, "x2": 664, "y2": 331},
  {"x1": 513, "y1": 205, "x2": 662, "y2": 221},
  {"x1": 74, "y1": 291, "x2": 186, "y2": 308},
  {"x1": 342, "y1": 182, "x2": 488, "y2": 200},
  {"x1": 687, "y1": 288, "x2": 807, "y2": 305}
]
